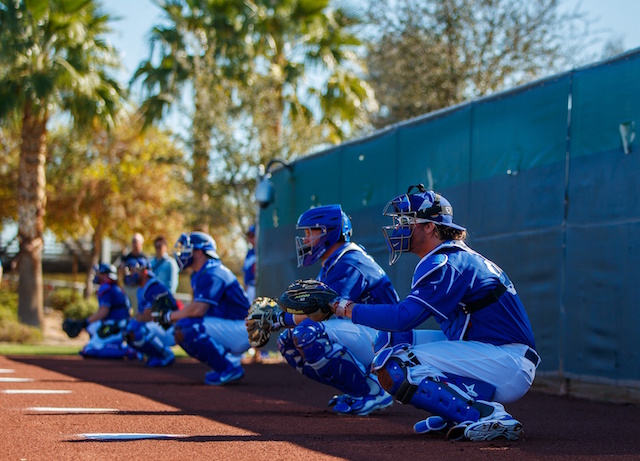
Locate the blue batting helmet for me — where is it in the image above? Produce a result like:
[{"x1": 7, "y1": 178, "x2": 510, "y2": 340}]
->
[{"x1": 295, "y1": 204, "x2": 352, "y2": 267}]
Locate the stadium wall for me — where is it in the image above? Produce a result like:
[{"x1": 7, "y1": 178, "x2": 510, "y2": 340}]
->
[{"x1": 256, "y1": 48, "x2": 640, "y2": 401}]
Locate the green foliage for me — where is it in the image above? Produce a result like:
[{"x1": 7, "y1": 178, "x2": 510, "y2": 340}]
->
[
  {"x1": 132, "y1": 0, "x2": 372, "y2": 238},
  {"x1": 0, "y1": 287, "x2": 42, "y2": 344},
  {"x1": 45, "y1": 120, "x2": 189, "y2": 248},
  {"x1": 46, "y1": 288, "x2": 79, "y2": 312},
  {"x1": 0, "y1": 126, "x2": 19, "y2": 223},
  {"x1": 0, "y1": 343, "x2": 82, "y2": 355},
  {"x1": 0, "y1": 287, "x2": 19, "y2": 323},
  {"x1": 63, "y1": 297, "x2": 99, "y2": 320},
  {"x1": 0, "y1": 322, "x2": 43, "y2": 344},
  {"x1": 364, "y1": 0, "x2": 596, "y2": 128}
]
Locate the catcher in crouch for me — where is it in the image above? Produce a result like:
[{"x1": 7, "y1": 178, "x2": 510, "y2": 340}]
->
[
  {"x1": 71, "y1": 264, "x2": 138, "y2": 360},
  {"x1": 122, "y1": 256, "x2": 179, "y2": 367},
  {"x1": 249, "y1": 205, "x2": 400, "y2": 416},
  {"x1": 307, "y1": 186, "x2": 539, "y2": 441}
]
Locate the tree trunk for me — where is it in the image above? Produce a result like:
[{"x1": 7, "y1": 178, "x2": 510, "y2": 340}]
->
[
  {"x1": 84, "y1": 231, "x2": 102, "y2": 299},
  {"x1": 17, "y1": 103, "x2": 47, "y2": 328}
]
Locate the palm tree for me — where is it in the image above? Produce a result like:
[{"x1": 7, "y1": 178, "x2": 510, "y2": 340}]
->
[
  {"x1": 0, "y1": 0, "x2": 125, "y2": 327},
  {"x1": 132, "y1": 0, "x2": 256, "y2": 231},
  {"x1": 251, "y1": 0, "x2": 375, "y2": 154}
]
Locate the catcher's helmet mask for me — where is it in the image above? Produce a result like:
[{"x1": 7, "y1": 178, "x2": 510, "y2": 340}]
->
[
  {"x1": 295, "y1": 204, "x2": 352, "y2": 267},
  {"x1": 174, "y1": 231, "x2": 219, "y2": 271},
  {"x1": 382, "y1": 184, "x2": 465, "y2": 265},
  {"x1": 123, "y1": 256, "x2": 151, "y2": 286},
  {"x1": 93, "y1": 263, "x2": 118, "y2": 285}
]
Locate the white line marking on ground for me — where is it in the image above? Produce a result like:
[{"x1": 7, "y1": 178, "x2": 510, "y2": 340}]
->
[
  {"x1": 78, "y1": 433, "x2": 187, "y2": 441},
  {"x1": 4, "y1": 389, "x2": 72, "y2": 394},
  {"x1": 0, "y1": 369, "x2": 15, "y2": 373},
  {"x1": 26, "y1": 407, "x2": 119, "y2": 413},
  {"x1": 0, "y1": 377, "x2": 34, "y2": 382}
]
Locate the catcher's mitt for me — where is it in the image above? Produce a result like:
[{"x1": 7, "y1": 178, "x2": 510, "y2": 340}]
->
[
  {"x1": 277, "y1": 279, "x2": 338, "y2": 317},
  {"x1": 62, "y1": 318, "x2": 86, "y2": 338},
  {"x1": 245, "y1": 297, "x2": 284, "y2": 348},
  {"x1": 151, "y1": 292, "x2": 178, "y2": 329}
]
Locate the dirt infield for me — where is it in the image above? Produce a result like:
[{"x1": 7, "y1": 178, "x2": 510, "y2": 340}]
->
[{"x1": 1, "y1": 355, "x2": 639, "y2": 461}]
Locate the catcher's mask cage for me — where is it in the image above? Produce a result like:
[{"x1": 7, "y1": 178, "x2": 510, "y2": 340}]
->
[
  {"x1": 123, "y1": 256, "x2": 150, "y2": 286},
  {"x1": 92, "y1": 263, "x2": 118, "y2": 285},
  {"x1": 295, "y1": 204, "x2": 352, "y2": 267},
  {"x1": 173, "y1": 231, "x2": 219, "y2": 271},
  {"x1": 382, "y1": 184, "x2": 465, "y2": 265}
]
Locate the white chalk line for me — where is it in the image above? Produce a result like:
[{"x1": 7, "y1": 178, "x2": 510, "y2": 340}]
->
[
  {"x1": 4, "y1": 389, "x2": 72, "y2": 394},
  {"x1": 77, "y1": 433, "x2": 188, "y2": 441}
]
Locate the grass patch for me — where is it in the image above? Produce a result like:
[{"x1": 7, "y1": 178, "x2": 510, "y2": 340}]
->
[
  {"x1": 0, "y1": 287, "x2": 43, "y2": 344},
  {"x1": 0, "y1": 344, "x2": 189, "y2": 357},
  {"x1": 0, "y1": 343, "x2": 82, "y2": 355}
]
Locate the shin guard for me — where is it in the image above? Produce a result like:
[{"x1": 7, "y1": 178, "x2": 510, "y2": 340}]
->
[{"x1": 175, "y1": 318, "x2": 231, "y2": 371}]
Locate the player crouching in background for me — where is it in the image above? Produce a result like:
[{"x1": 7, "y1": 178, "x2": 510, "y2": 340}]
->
[
  {"x1": 122, "y1": 256, "x2": 179, "y2": 367},
  {"x1": 76, "y1": 264, "x2": 138, "y2": 360},
  {"x1": 153, "y1": 232, "x2": 252, "y2": 385}
]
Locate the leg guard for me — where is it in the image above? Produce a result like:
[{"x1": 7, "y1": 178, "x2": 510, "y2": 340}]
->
[
  {"x1": 277, "y1": 328, "x2": 304, "y2": 372},
  {"x1": 80, "y1": 342, "x2": 137, "y2": 359},
  {"x1": 442, "y1": 372, "x2": 496, "y2": 402},
  {"x1": 81, "y1": 320, "x2": 137, "y2": 359},
  {"x1": 291, "y1": 319, "x2": 383, "y2": 397},
  {"x1": 378, "y1": 357, "x2": 483, "y2": 424},
  {"x1": 174, "y1": 317, "x2": 232, "y2": 372},
  {"x1": 125, "y1": 320, "x2": 171, "y2": 359}
]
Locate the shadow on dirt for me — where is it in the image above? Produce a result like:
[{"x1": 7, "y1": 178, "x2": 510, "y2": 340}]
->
[{"x1": 12, "y1": 355, "x2": 640, "y2": 460}]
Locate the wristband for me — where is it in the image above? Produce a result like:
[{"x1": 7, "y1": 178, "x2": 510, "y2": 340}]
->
[{"x1": 332, "y1": 298, "x2": 353, "y2": 317}]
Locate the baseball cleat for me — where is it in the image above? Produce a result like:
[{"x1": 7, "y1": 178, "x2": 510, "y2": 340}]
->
[
  {"x1": 446, "y1": 421, "x2": 473, "y2": 441},
  {"x1": 413, "y1": 416, "x2": 451, "y2": 435},
  {"x1": 146, "y1": 353, "x2": 175, "y2": 368},
  {"x1": 328, "y1": 394, "x2": 347, "y2": 407},
  {"x1": 204, "y1": 366, "x2": 244, "y2": 386},
  {"x1": 464, "y1": 417, "x2": 523, "y2": 441},
  {"x1": 330, "y1": 390, "x2": 393, "y2": 416}
]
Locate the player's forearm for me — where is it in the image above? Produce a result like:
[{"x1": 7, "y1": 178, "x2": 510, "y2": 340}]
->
[
  {"x1": 171, "y1": 301, "x2": 208, "y2": 321},
  {"x1": 351, "y1": 300, "x2": 426, "y2": 332}
]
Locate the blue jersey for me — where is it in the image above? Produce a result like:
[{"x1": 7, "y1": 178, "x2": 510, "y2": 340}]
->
[
  {"x1": 352, "y1": 240, "x2": 536, "y2": 348},
  {"x1": 96, "y1": 282, "x2": 131, "y2": 321},
  {"x1": 150, "y1": 255, "x2": 179, "y2": 294},
  {"x1": 319, "y1": 243, "x2": 399, "y2": 305},
  {"x1": 242, "y1": 248, "x2": 256, "y2": 287},
  {"x1": 191, "y1": 258, "x2": 251, "y2": 320},
  {"x1": 136, "y1": 276, "x2": 177, "y2": 315}
]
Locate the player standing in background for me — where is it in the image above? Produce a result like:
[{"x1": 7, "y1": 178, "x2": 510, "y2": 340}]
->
[
  {"x1": 150, "y1": 236, "x2": 180, "y2": 294},
  {"x1": 80, "y1": 264, "x2": 138, "y2": 360},
  {"x1": 327, "y1": 185, "x2": 539, "y2": 440},
  {"x1": 118, "y1": 233, "x2": 148, "y2": 313},
  {"x1": 155, "y1": 231, "x2": 251, "y2": 385},
  {"x1": 276, "y1": 205, "x2": 401, "y2": 416},
  {"x1": 242, "y1": 224, "x2": 257, "y2": 304},
  {"x1": 122, "y1": 255, "x2": 178, "y2": 367}
]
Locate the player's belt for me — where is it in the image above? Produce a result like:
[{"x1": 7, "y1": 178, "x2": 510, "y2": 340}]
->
[{"x1": 524, "y1": 348, "x2": 540, "y2": 367}]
